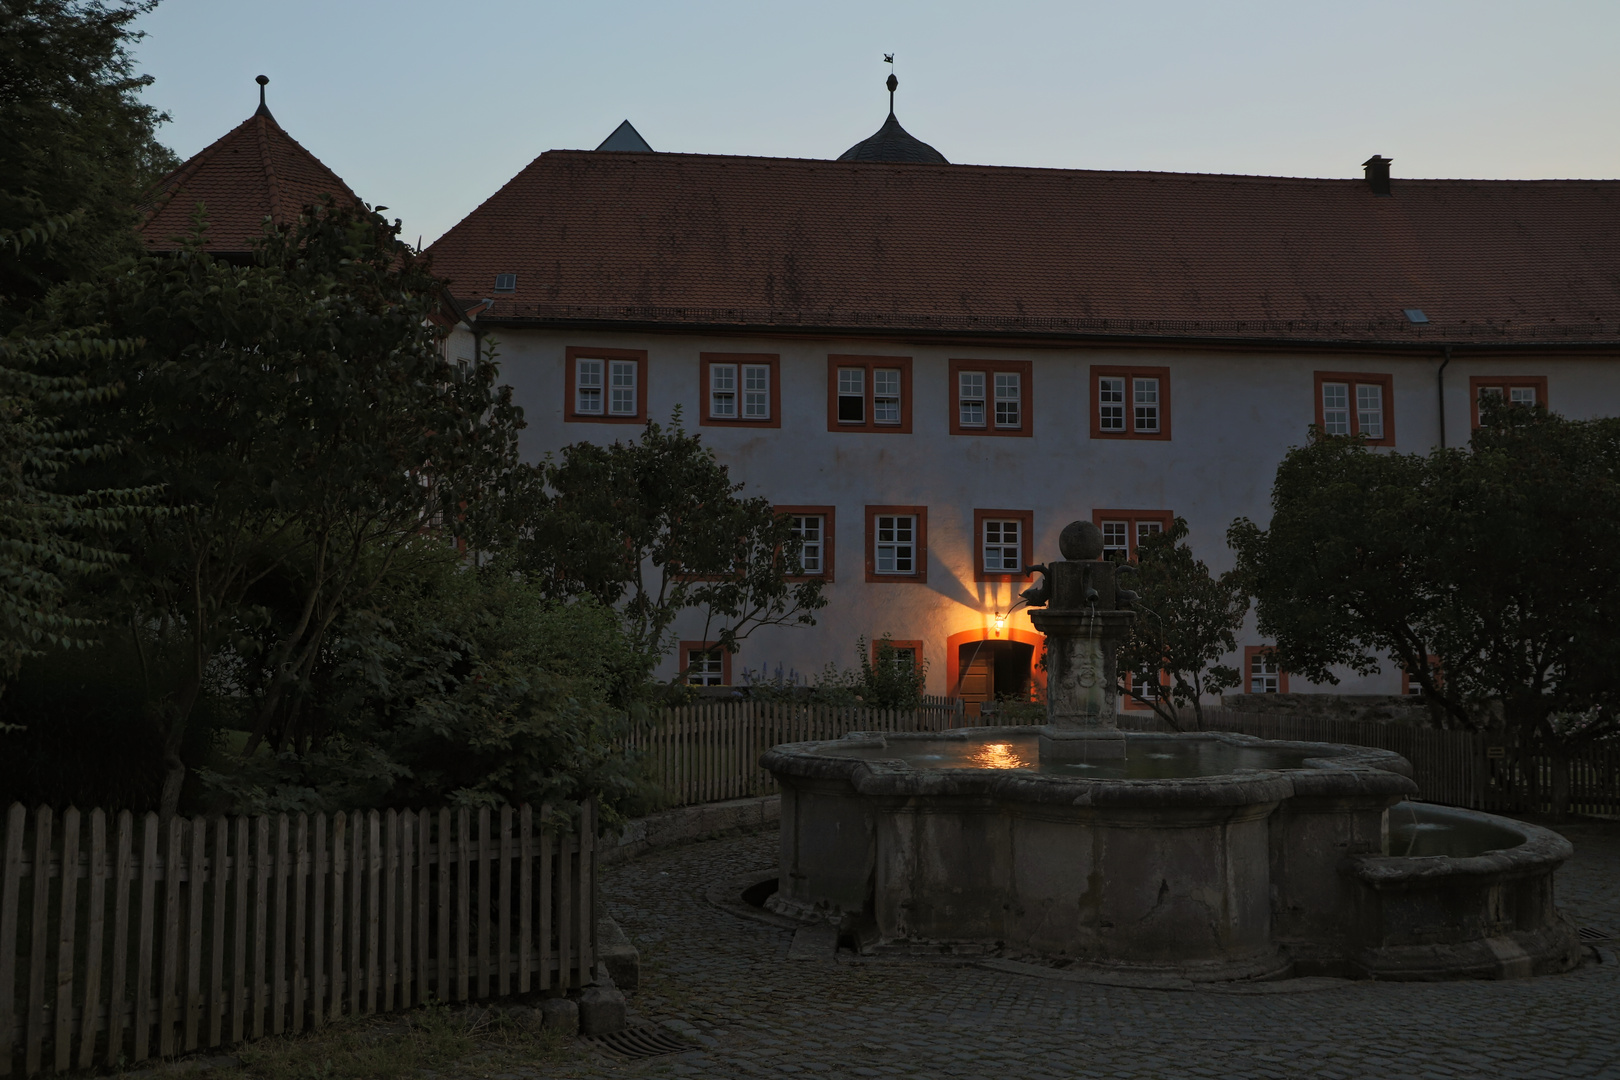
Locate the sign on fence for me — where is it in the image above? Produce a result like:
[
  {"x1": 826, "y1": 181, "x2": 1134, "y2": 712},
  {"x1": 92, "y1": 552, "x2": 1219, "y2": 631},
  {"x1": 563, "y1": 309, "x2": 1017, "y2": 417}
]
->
[{"x1": 1, "y1": 802, "x2": 595, "y2": 1077}]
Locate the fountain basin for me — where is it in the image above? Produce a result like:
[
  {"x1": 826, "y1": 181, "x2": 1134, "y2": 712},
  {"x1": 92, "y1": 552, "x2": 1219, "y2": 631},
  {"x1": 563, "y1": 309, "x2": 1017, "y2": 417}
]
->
[
  {"x1": 761, "y1": 727, "x2": 1580, "y2": 979},
  {"x1": 1349, "y1": 803, "x2": 1582, "y2": 979}
]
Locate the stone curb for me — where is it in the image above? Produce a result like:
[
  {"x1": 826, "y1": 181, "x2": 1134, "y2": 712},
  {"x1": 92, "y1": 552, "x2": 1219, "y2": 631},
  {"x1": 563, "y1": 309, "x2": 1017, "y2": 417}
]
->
[{"x1": 601, "y1": 795, "x2": 779, "y2": 867}]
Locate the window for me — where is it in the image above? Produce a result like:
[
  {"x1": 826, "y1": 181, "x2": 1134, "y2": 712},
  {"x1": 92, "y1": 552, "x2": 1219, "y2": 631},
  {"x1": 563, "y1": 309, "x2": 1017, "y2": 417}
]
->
[
  {"x1": 566, "y1": 347, "x2": 646, "y2": 423},
  {"x1": 1091, "y1": 366, "x2": 1171, "y2": 440},
  {"x1": 493, "y1": 273, "x2": 516, "y2": 292},
  {"x1": 1314, "y1": 371, "x2": 1394, "y2": 445},
  {"x1": 776, "y1": 505, "x2": 835, "y2": 580},
  {"x1": 875, "y1": 516, "x2": 915, "y2": 573},
  {"x1": 1401, "y1": 655, "x2": 1442, "y2": 697},
  {"x1": 1244, "y1": 647, "x2": 1289, "y2": 694},
  {"x1": 828, "y1": 356, "x2": 913, "y2": 433},
  {"x1": 865, "y1": 505, "x2": 928, "y2": 583},
  {"x1": 1469, "y1": 376, "x2": 1548, "y2": 429},
  {"x1": 1091, "y1": 510, "x2": 1174, "y2": 562},
  {"x1": 960, "y1": 371, "x2": 985, "y2": 427},
  {"x1": 973, "y1": 509, "x2": 1034, "y2": 582},
  {"x1": 701, "y1": 354, "x2": 780, "y2": 427},
  {"x1": 680, "y1": 641, "x2": 731, "y2": 686},
  {"x1": 950, "y1": 359, "x2": 1032, "y2": 436},
  {"x1": 871, "y1": 639, "x2": 923, "y2": 674},
  {"x1": 1122, "y1": 668, "x2": 1169, "y2": 711}
]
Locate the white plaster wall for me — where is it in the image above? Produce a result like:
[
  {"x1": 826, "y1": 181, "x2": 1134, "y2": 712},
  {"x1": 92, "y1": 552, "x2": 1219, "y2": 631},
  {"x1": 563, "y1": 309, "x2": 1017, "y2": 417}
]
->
[{"x1": 452, "y1": 325, "x2": 1620, "y2": 700}]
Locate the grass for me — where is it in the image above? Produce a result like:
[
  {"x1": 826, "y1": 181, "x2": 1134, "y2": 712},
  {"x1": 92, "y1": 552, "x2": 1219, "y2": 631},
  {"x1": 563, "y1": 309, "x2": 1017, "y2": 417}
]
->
[{"x1": 154, "y1": 1004, "x2": 585, "y2": 1080}]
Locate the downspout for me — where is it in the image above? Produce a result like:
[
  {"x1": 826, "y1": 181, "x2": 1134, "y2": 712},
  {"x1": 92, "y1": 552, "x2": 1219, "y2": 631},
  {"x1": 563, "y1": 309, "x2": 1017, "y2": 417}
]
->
[{"x1": 1437, "y1": 345, "x2": 1452, "y2": 449}]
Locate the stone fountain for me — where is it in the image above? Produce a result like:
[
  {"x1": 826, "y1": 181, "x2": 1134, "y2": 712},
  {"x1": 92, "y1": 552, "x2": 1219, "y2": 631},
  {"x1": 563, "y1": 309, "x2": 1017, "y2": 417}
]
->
[
  {"x1": 1024, "y1": 520, "x2": 1134, "y2": 761},
  {"x1": 758, "y1": 520, "x2": 1583, "y2": 980}
]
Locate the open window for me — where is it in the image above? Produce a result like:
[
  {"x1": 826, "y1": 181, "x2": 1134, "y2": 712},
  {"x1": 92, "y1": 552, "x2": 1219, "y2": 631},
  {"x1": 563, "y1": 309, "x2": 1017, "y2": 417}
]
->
[{"x1": 828, "y1": 356, "x2": 913, "y2": 433}]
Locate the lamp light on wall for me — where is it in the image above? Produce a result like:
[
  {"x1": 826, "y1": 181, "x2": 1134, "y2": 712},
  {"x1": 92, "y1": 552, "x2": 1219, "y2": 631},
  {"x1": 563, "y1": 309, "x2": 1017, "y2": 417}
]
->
[{"x1": 993, "y1": 612, "x2": 1006, "y2": 636}]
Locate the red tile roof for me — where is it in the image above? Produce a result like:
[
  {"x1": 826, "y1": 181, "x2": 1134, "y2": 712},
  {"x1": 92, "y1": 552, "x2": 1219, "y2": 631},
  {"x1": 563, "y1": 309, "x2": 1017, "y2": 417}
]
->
[
  {"x1": 138, "y1": 113, "x2": 359, "y2": 254},
  {"x1": 427, "y1": 151, "x2": 1620, "y2": 346}
]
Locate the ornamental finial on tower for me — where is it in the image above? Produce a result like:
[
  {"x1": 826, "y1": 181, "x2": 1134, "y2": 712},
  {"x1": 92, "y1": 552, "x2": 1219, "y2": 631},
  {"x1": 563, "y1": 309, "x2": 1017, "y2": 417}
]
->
[{"x1": 254, "y1": 74, "x2": 274, "y2": 121}]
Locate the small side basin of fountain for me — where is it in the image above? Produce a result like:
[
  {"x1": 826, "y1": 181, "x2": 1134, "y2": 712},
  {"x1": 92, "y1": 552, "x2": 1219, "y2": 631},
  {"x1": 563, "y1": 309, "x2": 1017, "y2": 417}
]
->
[{"x1": 759, "y1": 521, "x2": 1583, "y2": 981}]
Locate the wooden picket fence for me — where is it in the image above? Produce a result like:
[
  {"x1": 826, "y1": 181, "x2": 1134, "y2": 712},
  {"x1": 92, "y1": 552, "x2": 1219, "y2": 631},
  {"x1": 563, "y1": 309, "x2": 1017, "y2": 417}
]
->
[
  {"x1": 1119, "y1": 708, "x2": 1620, "y2": 817},
  {"x1": 627, "y1": 702, "x2": 965, "y2": 807},
  {"x1": 1, "y1": 802, "x2": 595, "y2": 1077},
  {"x1": 630, "y1": 702, "x2": 1620, "y2": 816}
]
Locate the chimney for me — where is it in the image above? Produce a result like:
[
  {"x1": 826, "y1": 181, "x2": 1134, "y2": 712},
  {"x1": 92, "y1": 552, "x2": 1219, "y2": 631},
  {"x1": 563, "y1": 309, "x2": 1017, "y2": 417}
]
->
[{"x1": 1363, "y1": 155, "x2": 1392, "y2": 197}]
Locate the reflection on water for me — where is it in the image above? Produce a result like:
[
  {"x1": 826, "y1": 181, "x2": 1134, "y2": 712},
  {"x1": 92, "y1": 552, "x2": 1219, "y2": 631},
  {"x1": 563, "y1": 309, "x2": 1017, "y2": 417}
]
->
[
  {"x1": 824, "y1": 734, "x2": 1313, "y2": 779},
  {"x1": 1386, "y1": 802, "x2": 1522, "y2": 857},
  {"x1": 969, "y1": 742, "x2": 1034, "y2": 770}
]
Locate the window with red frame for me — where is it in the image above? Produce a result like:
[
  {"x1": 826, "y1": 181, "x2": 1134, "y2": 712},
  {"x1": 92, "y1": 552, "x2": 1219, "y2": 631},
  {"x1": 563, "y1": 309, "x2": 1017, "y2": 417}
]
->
[
  {"x1": 828, "y1": 356, "x2": 913, "y2": 433},
  {"x1": 701, "y1": 353, "x2": 781, "y2": 427},
  {"x1": 1091, "y1": 509, "x2": 1173, "y2": 562},
  {"x1": 1314, "y1": 371, "x2": 1394, "y2": 445},
  {"x1": 950, "y1": 359, "x2": 1032, "y2": 436},
  {"x1": 1091, "y1": 366, "x2": 1171, "y2": 440},
  {"x1": 1121, "y1": 668, "x2": 1170, "y2": 711},
  {"x1": 1244, "y1": 646, "x2": 1288, "y2": 694},
  {"x1": 566, "y1": 346, "x2": 647, "y2": 424},
  {"x1": 865, "y1": 506, "x2": 928, "y2": 583},
  {"x1": 974, "y1": 509, "x2": 1034, "y2": 582},
  {"x1": 1401, "y1": 655, "x2": 1442, "y2": 697},
  {"x1": 776, "y1": 505, "x2": 835, "y2": 581},
  {"x1": 1469, "y1": 375, "x2": 1548, "y2": 429},
  {"x1": 869, "y1": 638, "x2": 924, "y2": 674},
  {"x1": 681, "y1": 640, "x2": 731, "y2": 686}
]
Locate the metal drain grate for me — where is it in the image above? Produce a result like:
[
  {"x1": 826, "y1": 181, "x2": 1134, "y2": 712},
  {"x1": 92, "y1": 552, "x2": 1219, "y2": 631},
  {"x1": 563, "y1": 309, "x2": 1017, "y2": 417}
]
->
[
  {"x1": 1579, "y1": 926, "x2": 1613, "y2": 943},
  {"x1": 584, "y1": 1024, "x2": 698, "y2": 1060}
]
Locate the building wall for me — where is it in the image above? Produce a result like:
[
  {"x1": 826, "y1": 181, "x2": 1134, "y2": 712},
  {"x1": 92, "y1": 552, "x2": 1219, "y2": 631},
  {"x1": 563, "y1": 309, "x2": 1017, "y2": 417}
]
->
[{"x1": 454, "y1": 324, "x2": 1620, "y2": 700}]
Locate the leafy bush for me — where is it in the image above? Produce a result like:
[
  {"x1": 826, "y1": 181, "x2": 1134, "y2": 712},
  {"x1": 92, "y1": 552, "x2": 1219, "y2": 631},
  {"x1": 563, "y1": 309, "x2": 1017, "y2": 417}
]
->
[{"x1": 198, "y1": 542, "x2": 653, "y2": 825}]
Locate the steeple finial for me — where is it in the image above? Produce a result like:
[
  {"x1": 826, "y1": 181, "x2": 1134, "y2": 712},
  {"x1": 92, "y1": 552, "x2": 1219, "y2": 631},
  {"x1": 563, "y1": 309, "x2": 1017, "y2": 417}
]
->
[
  {"x1": 254, "y1": 75, "x2": 274, "y2": 120},
  {"x1": 886, "y1": 73, "x2": 898, "y2": 116}
]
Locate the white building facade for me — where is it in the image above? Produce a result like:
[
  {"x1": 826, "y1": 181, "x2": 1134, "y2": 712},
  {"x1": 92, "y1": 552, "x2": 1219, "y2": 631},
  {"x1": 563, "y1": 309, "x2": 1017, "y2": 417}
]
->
[{"x1": 429, "y1": 127, "x2": 1620, "y2": 706}]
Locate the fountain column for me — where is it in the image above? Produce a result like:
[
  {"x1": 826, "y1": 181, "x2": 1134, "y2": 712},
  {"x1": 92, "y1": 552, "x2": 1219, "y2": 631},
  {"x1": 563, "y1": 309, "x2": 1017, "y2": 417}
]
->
[{"x1": 1025, "y1": 521, "x2": 1136, "y2": 760}]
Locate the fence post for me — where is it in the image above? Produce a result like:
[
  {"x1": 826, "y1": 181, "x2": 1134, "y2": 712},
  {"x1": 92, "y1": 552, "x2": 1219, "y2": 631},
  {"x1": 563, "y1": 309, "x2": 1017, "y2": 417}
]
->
[
  {"x1": 53, "y1": 807, "x2": 81, "y2": 1073},
  {"x1": 79, "y1": 809, "x2": 108, "y2": 1070}
]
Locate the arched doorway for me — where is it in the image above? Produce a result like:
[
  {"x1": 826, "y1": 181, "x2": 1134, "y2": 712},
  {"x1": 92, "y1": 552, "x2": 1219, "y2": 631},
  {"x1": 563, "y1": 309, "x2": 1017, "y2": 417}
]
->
[{"x1": 945, "y1": 628, "x2": 1045, "y2": 707}]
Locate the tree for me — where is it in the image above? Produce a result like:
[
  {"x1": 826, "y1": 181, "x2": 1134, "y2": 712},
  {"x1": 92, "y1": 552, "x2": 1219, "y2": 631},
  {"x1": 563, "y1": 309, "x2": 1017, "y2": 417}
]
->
[
  {"x1": 499, "y1": 416, "x2": 826, "y2": 698},
  {"x1": 1115, "y1": 517, "x2": 1248, "y2": 730},
  {"x1": 0, "y1": 218, "x2": 150, "y2": 687},
  {"x1": 1230, "y1": 405, "x2": 1620, "y2": 808},
  {"x1": 196, "y1": 541, "x2": 648, "y2": 824},
  {"x1": 1227, "y1": 434, "x2": 1448, "y2": 717},
  {"x1": 0, "y1": 0, "x2": 178, "y2": 322},
  {"x1": 43, "y1": 202, "x2": 525, "y2": 817}
]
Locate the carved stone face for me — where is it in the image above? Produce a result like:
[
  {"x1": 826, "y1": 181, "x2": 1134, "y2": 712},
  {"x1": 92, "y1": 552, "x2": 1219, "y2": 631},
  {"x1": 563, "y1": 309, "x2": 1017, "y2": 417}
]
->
[{"x1": 1059, "y1": 520, "x2": 1104, "y2": 561}]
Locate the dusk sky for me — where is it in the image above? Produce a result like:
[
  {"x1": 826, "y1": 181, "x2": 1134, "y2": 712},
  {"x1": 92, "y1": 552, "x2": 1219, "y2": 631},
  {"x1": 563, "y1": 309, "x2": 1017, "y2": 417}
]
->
[{"x1": 132, "y1": 0, "x2": 1620, "y2": 247}]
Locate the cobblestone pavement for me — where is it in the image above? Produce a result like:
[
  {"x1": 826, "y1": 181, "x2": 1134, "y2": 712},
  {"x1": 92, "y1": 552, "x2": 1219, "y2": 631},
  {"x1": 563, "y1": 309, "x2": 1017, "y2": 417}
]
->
[{"x1": 576, "y1": 820, "x2": 1620, "y2": 1080}]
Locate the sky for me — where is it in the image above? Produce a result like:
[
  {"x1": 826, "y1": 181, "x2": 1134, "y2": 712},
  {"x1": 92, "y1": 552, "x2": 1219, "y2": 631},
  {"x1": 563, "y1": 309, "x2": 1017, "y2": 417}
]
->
[{"x1": 131, "y1": 0, "x2": 1620, "y2": 248}]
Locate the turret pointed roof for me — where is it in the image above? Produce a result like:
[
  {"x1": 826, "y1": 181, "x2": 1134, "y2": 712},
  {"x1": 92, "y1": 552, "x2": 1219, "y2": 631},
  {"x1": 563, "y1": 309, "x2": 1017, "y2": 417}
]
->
[
  {"x1": 138, "y1": 79, "x2": 359, "y2": 254},
  {"x1": 838, "y1": 111, "x2": 948, "y2": 164},
  {"x1": 838, "y1": 73, "x2": 947, "y2": 164}
]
